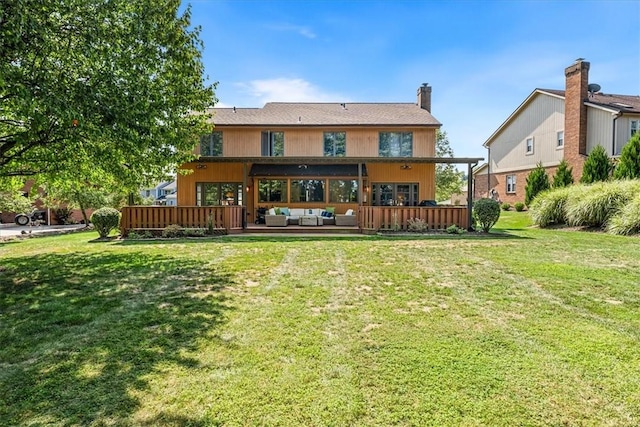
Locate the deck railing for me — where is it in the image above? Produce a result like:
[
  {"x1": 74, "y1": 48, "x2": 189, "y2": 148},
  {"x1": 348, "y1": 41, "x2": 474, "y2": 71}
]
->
[
  {"x1": 120, "y1": 206, "x2": 244, "y2": 235},
  {"x1": 120, "y1": 205, "x2": 467, "y2": 235},
  {"x1": 359, "y1": 206, "x2": 468, "y2": 232}
]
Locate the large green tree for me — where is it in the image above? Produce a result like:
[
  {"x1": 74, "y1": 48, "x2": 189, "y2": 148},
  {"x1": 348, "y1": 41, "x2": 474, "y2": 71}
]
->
[
  {"x1": 0, "y1": 0, "x2": 215, "y2": 190},
  {"x1": 435, "y1": 130, "x2": 465, "y2": 202},
  {"x1": 613, "y1": 133, "x2": 640, "y2": 180}
]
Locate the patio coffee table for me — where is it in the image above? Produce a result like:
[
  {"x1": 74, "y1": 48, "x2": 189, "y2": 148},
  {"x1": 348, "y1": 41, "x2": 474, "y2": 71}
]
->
[{"x1": 300, "y1": 215, "x2": 320, "y2": 226}]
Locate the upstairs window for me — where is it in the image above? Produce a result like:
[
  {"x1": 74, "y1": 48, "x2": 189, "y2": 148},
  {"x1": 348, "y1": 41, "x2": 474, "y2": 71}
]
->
[
  {"x1": 525, "y1": 137, "x2": 534, "y2": 155},
  {"x1": 324, "y1": 132, "x2": 346, "y2": 156},
  {"x1": 631, "y1": 120, "x2": 639, "y2": 138},
  {"x1": 556, "y1": 131, "x2": 564, "y2": 148},
  {"x1": 379, "y1": 132, "x2": 413, "y2": 157},
  {"x1": 261, "y1": 131, "x2": 284, "y2": 156},
  {"x1": 200, "y1": 132, "x2": 223, "y2": 156}
]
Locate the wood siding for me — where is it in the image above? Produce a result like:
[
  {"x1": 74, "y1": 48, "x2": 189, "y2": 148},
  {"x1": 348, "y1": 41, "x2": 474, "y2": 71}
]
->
[
  {"x1": 490, "y1": 94, "x2": 564, "y2": 173},
  {"x1": 177, "y1": 162, "x2": 246, "y2": 206},
  {"x1": 366, "y1": 163, "x2": 435, "y2": 201},
  {"x1": 199, "y1": 126, "x2": 436, "y2": 158}
]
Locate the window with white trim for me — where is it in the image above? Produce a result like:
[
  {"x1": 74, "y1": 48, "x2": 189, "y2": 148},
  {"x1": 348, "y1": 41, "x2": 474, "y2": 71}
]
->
[
  {"x1": 525, "y1": 137, "x2": 534, "y2": 154},
  {"x1": 631, "y1": 120, "x2": 639, "y2": 138},
  {"x1": 556, "y1": 131, "x2": 564, "y2": 148},
  {"x1": 506, "y1": 175, "x2": 516, "y2": 193}
]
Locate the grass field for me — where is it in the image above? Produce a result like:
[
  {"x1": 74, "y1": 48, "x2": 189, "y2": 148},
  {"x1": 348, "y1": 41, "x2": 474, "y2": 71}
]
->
[{"x1": 1, "y1": 212, "x2": 639, "y2": 426}]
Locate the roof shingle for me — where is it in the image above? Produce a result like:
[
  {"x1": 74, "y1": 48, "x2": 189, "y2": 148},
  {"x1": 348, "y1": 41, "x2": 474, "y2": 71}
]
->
[{"x1": 208, "y1": 102, "x2": 441, "y2": 126}]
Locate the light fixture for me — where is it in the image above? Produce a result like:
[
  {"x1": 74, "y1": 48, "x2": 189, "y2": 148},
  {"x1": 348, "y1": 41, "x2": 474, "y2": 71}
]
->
[
  {"x1": 298, "y1": 164, "x2": 308, "y2": 169},
  {"x1": 400, "y1": 163, "x2": 412, "y2": 170},
  {"x1": 196, "y1": 163, "x2": 207, "y2": 169},
  {"x1": 246, "y1": 185, "x2": 250, "y2": 193}
]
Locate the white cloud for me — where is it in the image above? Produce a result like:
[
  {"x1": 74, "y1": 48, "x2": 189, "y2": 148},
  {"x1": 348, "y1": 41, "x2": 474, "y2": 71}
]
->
[
  {"x1": 234, "y1": 78, "x2": 348, "y2": 104},
  {"x1": 267, "y1": 23, "x2": 316, "y2": 39}
]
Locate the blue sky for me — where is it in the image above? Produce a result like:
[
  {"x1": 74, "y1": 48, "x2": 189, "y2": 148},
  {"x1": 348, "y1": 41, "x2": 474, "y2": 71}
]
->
[{"x1": 185, "y1": 0, "x2": 640, "y2": 159}]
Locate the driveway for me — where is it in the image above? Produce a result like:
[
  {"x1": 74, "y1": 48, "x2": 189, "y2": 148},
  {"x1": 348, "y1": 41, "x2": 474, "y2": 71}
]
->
[{"x1": 0, "y1": 223, "x2": 87, "y2": 238}]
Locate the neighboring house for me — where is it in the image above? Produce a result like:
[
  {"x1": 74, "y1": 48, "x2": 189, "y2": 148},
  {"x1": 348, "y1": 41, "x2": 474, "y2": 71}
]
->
[
  {"x1": 140, "y1": 180, "x2": 176, "y2": 205},
  {"x1": 476, "y1": 59, "x2": 640, "y2": 204},
  {"x1": 177, "y1": 84, "x2": 481, "y2": 220}
]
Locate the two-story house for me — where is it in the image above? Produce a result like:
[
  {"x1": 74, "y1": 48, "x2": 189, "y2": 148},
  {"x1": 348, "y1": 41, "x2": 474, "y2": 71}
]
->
[
  {"x1": 176, "y1": 85, "x2": 480, "y2": 224},
  {"x1": 476, "y1": 59, "x2": 640, "y2": 204}
]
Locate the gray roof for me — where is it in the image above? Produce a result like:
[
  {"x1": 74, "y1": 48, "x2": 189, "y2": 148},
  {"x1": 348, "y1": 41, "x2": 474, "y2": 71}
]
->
[
  {"x1": 208, "y1": 102, "x2": 441, "y2": 127},
  {"x1": 539, "y1": 89, "x2": 640, "y2": 113}
]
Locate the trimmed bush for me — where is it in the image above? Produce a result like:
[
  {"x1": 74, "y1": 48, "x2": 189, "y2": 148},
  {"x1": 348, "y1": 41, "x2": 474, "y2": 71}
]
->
[
  {"x1": 529, "y1": 187, "x2": 572, "y2": 227},
  {"x1": 514, "y1": 202, "x2": 525, "y2": 212},
  {"x1": 525, "y1": 163, "x2": 550, "y2": 206},
  {"x1": 565, "y1": 180, "x2": 640, "y2": 228},
  {"x1": 90, "y1": 207, "x2": 121, "y2": 239},
  {"x1": 501, "y1": 202, "x2": 511, "y2": 211},
  {"x1": 607, "y1": 193, "x2": 640, "y2": 235},
  {"x1": 473, "y1": 198, "x2": 500, "y2": 232}
]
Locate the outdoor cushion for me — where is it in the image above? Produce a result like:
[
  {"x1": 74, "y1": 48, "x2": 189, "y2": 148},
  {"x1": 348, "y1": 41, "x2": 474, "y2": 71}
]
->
[{"x1": 345, "y1": 209, "x2": 354, "y2": 215}]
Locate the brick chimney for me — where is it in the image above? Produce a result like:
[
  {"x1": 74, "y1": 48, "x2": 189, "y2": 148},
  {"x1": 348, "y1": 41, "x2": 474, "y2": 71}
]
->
[
  {"x1": 417, "y1": 83, "x2": 432, "y2": 112},
  {"x1": 564, "y1": 59, "x2": 589, "y2": 174}
]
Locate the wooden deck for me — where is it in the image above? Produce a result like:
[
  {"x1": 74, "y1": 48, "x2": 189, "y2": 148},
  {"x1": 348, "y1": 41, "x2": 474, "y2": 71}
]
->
[{"x1": 120, "y1": 206, "x2": 469, "y2": 235}]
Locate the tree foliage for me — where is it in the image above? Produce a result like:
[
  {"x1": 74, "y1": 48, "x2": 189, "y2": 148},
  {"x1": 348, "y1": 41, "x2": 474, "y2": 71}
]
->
[
  {"x1": 0, "y1": 0, "x2": 215, "y2": 190},
  {"x1": 552, "y1": 159, "x2": 574, "y2": 188},
  {"x1": 613, "y1": 133, "x2": 640, "y2": 180},
  {"x1": 435, "y1": 130, "x2": 465, "y2": 202},
  {"x1": 0, "y1": 178, "x2": 33, "y2": 213},
  {"x1": 581, "y1": 145, "x2": 612, "y2": 184},
  {"x1": 473, "y1": 198, "x2": 500, "y2": 232},
  {"x1": 525, "y1": 163, "x2": 550, "y2": 206}
]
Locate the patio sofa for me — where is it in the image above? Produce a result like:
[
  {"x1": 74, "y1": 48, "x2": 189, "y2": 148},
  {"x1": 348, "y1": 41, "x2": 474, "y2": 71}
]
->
[
  {"x1": 334, "y1": 209, "x2": 357, "y2": 226},
  {"x1": 265, "y1": 207, "x2": 336, "y2": 226}
]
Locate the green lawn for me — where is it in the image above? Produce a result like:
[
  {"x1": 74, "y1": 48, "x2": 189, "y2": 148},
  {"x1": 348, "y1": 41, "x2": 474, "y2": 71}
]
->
[{"x1": 1, "y1": 212, "x2": 639, "y2": 426}]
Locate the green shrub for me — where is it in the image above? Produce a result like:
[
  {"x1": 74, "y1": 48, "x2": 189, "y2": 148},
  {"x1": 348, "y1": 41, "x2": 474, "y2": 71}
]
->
[
  {"x1": 162, "y1": 224, "x2": 184, "y2": 238},
  {"x1": 613, "y1": 133, "x2": 640, "y2": 179},
  {"x1": 565, "y1": 180, "x2": 640, "y2": 228},
  {"x1": 53, "y1": 207, "x2": 75, "y2": 224},
  {"x1": 529, "y1": 187, "x2": 572, "y2": 227},
  {"x1": 552, "y1": 159, "x2": 574, "y2": 188},
  {"x1": 446, "y1": 224, "x2": 466, "y2": 234},
  {"x1": 407, "y1": 218, "x2": 429, "y2": 232},
  {"x1": 525, "y1": 163, "x2": 550, "y2": 206},
  {"x1": 501, "y1": 202, "x2": 511, "y2": 211},
  {"x1": 90, "y1": 207, "x2": 121, "y2": 239},
  {"x1": 581, "y1": 145, "x2": 612, "y2": 184},
  {"x1": 607, "y1": 193, "x2": 640, "y2": 235},
  {"x1": 473, "y1": 198, "x2": 500, "y2": 232},
  {"x1": 514, "y1": 202, "x2": 525, "y2": 212}
]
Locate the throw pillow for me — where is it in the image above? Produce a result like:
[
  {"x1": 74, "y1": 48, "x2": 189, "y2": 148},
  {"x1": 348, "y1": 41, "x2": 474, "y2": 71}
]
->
[
  {"x1": 345, "y1": 209, "x2": 354, "y2": 215},
  {"x1": 325, "y1": 206, "x2": 335, "y2": 214},
  {"x1": 275, "y1": 207, "x2": 281, "y2": 215},
  {"x1": 269, "y1": 208, "x2": 276, "y2": 216},
  {"x1": 280, "y1": 207, "x2": 290, "y2": 216}
]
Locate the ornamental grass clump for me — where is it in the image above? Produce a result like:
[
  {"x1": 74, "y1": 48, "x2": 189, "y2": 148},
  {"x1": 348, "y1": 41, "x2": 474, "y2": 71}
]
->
[
  {"x1": 529, "y1": 187, "x2": 572, "y2": 227},
  {"x1": 607, "y1": 193, "x2": 640, "y2": 235},
  {"x1": 565, "y1": 180, "x2": 640, "y2": 228},
  {"x1": 90, "y1": 207, "x2": 121, "y2": 239},
  {"x1": 473, "y1": 198, "x2": 500, "y2": 232}
]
